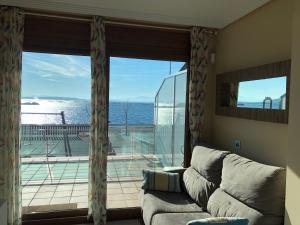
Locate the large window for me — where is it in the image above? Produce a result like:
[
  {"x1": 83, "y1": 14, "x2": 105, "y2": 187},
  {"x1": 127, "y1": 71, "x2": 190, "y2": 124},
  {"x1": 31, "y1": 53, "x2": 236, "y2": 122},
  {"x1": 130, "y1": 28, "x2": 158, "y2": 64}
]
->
[
  {"x1": 21, "y1": 52, "x2": 91, "y2": 214},
  {"x1": 20, "y1": 15, "x2": 191, "y2": 217},
  {"x1": 21, "y1": 53, "x2": 188, "y2": 212},
  {"x1": 107, "y1": 57, "x2": 186, "y2": 208}
]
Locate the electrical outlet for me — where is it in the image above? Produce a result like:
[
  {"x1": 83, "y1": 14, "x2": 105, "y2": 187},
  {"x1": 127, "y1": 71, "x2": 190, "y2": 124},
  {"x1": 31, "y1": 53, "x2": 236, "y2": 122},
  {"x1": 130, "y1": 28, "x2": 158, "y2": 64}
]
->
[{"x1": 234, "y1": 140, "x2": 241, "y2": 151}]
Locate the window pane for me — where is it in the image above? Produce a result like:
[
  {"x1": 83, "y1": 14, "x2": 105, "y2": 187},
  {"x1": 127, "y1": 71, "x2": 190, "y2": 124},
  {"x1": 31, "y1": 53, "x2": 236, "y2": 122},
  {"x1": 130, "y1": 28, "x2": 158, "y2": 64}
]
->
[
  {"x1": 108, "y1": 57, "x2": 186, "y2": 208},
  {"x1": 21, "y1": 52, "x2": 91, "y2": 213}
]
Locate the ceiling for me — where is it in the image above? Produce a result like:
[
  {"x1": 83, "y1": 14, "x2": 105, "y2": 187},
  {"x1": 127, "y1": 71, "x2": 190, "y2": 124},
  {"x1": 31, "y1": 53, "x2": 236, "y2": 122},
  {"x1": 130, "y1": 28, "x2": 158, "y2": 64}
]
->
[{"x1": 0, "y1": 0, "x2": 271, "y2": 28}]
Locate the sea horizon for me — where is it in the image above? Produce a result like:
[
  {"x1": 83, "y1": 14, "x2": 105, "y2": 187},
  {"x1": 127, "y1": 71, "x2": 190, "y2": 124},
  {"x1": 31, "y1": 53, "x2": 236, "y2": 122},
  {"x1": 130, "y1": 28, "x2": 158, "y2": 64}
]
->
[{"x1": 22, "y1": 95, "x2": 155, "y2": 104}]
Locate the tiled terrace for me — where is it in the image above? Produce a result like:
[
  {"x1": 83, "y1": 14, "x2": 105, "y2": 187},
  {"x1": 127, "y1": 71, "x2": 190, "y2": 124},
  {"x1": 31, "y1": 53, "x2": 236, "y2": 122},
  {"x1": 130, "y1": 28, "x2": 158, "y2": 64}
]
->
[
  {"x1": 21, "y1": 155, "x2": 161, "y2": 213},
  {"x1": 22, "y1": 181, "x2": 142, "y2": 214},
  {"x1": 20, "y1": 125, "x2": 168, "y2": 213}
]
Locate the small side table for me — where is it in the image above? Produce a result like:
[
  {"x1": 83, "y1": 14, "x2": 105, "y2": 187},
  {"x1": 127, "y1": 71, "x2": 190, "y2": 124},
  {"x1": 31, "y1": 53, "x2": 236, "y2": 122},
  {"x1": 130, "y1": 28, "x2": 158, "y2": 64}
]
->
[{"x1": 0, "y1": 200, "x2": 7, "y2": 225}]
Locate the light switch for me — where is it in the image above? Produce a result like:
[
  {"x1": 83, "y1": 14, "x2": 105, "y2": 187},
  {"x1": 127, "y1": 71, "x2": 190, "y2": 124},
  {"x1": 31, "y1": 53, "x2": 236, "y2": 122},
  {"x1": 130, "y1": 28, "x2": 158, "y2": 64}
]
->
[{"x1": 234, "y1": 140, "x2": 241, "y2": 151}]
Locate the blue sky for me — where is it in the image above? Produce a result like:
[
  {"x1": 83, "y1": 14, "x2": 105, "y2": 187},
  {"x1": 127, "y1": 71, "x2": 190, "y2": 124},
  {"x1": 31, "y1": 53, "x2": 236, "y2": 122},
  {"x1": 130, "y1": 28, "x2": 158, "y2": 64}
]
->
[
  {"x1": 22, "y1": 52, "x2": 185, "y2": 101},
  {"x1": 238, "y1": 76, "x2": 287, "y2": 102},
  {"x1": 22, "y1": 52, "x2": 286, "y2": 103}
]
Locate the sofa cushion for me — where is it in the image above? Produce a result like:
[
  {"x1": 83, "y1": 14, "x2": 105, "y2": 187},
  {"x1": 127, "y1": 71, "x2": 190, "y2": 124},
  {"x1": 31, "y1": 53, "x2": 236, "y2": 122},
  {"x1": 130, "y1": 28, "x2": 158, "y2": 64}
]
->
[
  {"x1": 207, "y1": 189, "x2": 283, "y2": 225},
  {"x1": 152, "y1": 212, "x2": 211, "y2": 225},
  {"x1": 221, "y1": 154, "x2": 286, "y2": 216},
  {"x1": 183, "y1": 146, "x2": 229, "y2": 208},
  {"x1": 183, "y1": 167, "x2": 216, "y2": 207},
  {"x1": 142, "y1": 190, "x2": 203, "y2": 225},
  {"x1": 142, "y1": 170, "x2": 181, "y2": 192},
  {"x1": 190, "y1": 146, "x2": 229, "y2": 185}
]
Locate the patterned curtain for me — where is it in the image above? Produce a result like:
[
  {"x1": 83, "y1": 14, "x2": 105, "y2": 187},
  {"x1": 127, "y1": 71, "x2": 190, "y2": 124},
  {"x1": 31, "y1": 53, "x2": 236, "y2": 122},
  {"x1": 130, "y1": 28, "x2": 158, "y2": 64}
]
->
[
  {"x1": 0, "y1": 6, "x2": 24, "y2": 225},
  {"x1": 189, "y1": 27, "x2": 209, "y2": 149},
  {"x1": 88, "y1": 16, "x2": 108, "y2": 225},
  {"x1": 229, "y1": 82, "x2": 239, "y2": 107}
]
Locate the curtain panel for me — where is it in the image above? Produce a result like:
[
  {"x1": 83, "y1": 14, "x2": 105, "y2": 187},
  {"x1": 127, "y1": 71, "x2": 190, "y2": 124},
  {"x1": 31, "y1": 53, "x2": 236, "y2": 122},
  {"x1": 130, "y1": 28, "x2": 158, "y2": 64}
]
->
[
  {"x1": 189, "y1": 27, "x2": 209, "y2": 150},
  {"x1": 88, "y1": 16, "x2": 108, "y2": 225},
  {"x1": 0, "y1": 6, "x2": 24, "y2": 225}
]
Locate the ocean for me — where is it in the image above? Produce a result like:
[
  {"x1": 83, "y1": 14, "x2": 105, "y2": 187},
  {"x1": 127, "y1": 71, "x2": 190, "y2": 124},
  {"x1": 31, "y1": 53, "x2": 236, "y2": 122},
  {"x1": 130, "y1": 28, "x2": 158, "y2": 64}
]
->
[
  {"x1": 21, "y1": 98, "x2": 154, "y2": 125},
  {"x1": 21, "y1": 98, "x2": 285, "y2": 125}
]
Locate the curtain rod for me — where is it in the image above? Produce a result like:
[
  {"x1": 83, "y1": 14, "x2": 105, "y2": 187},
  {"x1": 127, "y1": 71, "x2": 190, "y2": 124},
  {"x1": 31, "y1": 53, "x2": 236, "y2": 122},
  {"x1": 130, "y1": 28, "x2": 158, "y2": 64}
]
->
[{"x1": 23, "y1": 11, "x2": 218, "y2": 34}]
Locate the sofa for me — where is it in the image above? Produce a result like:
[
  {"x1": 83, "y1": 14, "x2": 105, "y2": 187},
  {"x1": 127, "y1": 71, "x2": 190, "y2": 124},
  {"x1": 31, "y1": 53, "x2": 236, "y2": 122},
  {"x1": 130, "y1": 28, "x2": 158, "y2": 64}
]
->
[{"x1": 141, "y1": 146, "x2": 286, "y2": 225}]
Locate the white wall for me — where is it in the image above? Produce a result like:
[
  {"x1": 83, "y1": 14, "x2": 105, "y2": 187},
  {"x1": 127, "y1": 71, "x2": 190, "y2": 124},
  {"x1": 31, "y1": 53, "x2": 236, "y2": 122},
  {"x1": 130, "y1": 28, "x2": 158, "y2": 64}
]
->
[
  {"x1": 285, "y1": 0, "x2": 300, "y2": 224},
  {"x1": 212, "y1": 0, "x2": 292, "y2": 166}
]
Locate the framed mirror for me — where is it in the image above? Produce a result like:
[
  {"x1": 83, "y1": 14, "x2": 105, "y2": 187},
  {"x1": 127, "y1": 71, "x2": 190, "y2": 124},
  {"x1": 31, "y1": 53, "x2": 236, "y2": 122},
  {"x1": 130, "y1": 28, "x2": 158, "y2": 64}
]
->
[{"x1": 216, "y1": 60, "x2": 291, "y2": 123}]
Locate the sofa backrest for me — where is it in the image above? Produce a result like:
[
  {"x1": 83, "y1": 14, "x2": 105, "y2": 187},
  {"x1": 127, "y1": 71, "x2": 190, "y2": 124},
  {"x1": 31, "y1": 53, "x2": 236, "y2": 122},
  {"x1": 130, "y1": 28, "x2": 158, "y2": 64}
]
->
[
  {"x1": 183, "y1": 146, "x2": 229, "y2": 209},
  {"x1": 207, "y1": 153, "x2": 286, "y2": 225}
]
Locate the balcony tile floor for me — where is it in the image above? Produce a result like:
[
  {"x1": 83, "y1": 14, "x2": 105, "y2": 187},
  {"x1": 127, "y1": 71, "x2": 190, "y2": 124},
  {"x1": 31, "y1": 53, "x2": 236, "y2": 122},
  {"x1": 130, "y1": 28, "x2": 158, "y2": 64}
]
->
[
  {"x1": 21, "y1": 144, "x2": 162, "y2": 214},
  {"x1": 21, "y1": 155, "x2": 161, "y2": 185},
  {"x1": 22, "y1": 181, "x2": 142, "y2": 214}
]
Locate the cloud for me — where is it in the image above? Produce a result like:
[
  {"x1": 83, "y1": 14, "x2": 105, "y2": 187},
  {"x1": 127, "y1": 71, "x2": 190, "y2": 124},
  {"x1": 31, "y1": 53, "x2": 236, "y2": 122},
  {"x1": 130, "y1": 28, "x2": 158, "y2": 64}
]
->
[
  {"x1": 23, "y1": 52, "x2": 91, "y2": 79},
  {"x1": 40, "y1": 74, "x2": 53, "y2": 78},
  {"x1": 45, "y1": 78, "x2": 60, "y2": 83}
]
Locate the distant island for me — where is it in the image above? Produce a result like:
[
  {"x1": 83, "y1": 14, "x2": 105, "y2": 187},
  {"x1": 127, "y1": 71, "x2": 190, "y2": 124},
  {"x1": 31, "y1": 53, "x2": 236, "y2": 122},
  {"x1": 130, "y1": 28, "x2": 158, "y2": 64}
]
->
[
  {"x1": 22, "y1": 96, "x2": 85, "y2": 101},
  {"x1": 22, "y1": 96, "x2": 155, "y2": 103},
  {"x1": 21, "y1": 102, "x2": 40, "y2": 105}
]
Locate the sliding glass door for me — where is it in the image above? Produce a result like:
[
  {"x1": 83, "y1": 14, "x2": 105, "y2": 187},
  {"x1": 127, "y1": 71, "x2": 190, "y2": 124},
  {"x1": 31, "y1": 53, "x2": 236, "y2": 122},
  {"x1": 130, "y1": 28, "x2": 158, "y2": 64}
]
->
[
  {"x1": 21, "y1": 52, "x2": 91, "y2": 214},
  {"x1": 107, "y1": 57, "x2": 187, "y2": 208}
]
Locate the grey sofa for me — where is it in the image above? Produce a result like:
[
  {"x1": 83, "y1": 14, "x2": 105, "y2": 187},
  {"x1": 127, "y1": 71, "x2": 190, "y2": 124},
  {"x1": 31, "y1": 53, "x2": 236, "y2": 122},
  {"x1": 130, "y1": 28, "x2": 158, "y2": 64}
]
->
[{"x1": 141, "y1": 146, "x2": 286, "y2": 225}]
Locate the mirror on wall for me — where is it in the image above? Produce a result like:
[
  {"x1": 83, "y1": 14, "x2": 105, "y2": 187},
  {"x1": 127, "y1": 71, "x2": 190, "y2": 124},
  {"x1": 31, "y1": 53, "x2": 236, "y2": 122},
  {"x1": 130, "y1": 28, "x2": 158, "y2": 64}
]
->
[
  {"x1": 236, "y1": 76, "x2": 287, "y2": 109},
  {"x1": 216, "y1": 60, "x2": 291, "y2": 123}
]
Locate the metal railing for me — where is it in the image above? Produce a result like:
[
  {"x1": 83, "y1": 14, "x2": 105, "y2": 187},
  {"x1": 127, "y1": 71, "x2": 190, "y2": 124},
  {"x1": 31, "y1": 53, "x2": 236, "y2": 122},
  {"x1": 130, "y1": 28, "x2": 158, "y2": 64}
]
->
[
  {"x1": 21, "y1": 124, "x2": 90, "y2": 141},
  {"x1": 20, "y1": 124, "x2": 155, "y2": 157}
]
